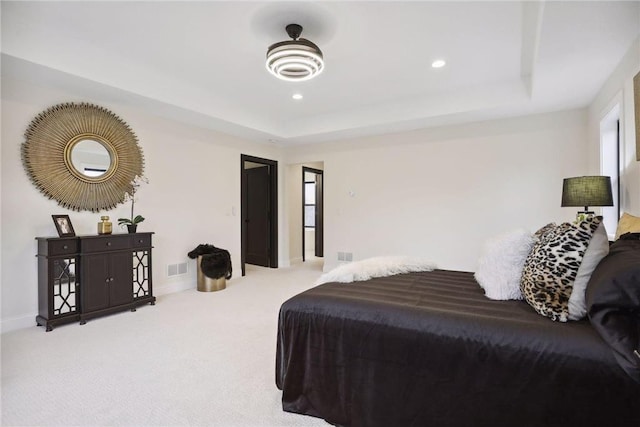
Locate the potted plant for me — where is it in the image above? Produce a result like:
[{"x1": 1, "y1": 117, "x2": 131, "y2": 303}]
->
[{"x1": 118, "y1": 175, "x2": 148, "y2": 233}]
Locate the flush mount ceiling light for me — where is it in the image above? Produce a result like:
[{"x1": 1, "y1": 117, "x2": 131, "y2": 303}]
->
[
  {"x1": 266, "y1": 24, "x2": 324, "y2": 82},
  {"x1": 431, "y1": 59, "x2": 446, "y2": 68}
]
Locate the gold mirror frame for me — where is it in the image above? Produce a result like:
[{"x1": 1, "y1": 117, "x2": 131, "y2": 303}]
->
[{"x1": 22, "y1": 103, "x2": 144, "y2": 212}]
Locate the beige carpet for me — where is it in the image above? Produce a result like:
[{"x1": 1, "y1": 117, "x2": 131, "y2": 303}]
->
[{"x1": 1, "y1": 260, "x2": 328, "y2": 426}]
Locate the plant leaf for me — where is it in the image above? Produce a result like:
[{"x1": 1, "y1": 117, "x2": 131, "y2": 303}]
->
[{"x1": 133, "y1": 215, "x2": 145, "y2": 224}]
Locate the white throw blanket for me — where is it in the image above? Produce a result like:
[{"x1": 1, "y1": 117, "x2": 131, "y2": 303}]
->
[{"x1": 316, "y1": 256, "x2": 436, "y2": 285}]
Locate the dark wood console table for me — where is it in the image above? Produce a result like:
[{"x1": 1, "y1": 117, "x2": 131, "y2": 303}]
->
[{"x1": 35, "y1": 232, "x2": 155, "y2": 331}]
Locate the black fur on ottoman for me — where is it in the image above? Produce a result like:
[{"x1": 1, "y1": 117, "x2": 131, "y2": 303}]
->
[{"x1": 187, "y1": 244, "x2": 232, "y2": 279}]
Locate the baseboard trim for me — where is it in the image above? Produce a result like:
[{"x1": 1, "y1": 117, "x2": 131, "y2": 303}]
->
[
  {"x1": 155, "y1": 279, "x2": 194, "y2": 296},
  {"x1": 1, "y1": 314, "x2": 37, "y2": 334}
]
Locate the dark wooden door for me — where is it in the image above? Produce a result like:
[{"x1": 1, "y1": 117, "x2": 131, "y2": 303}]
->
[
  {"x1": 302, "y1": 166, "x2": 324, "y2": 261},
  {"x1": 245, "y1": 166, "x2": 270, "y2": 267},
  {"x1": 315, "y1": 172, "x2": 324, "y2": 257},
  {"x1": 109, "y1": 252, "x2": 133, "y2": 307}
]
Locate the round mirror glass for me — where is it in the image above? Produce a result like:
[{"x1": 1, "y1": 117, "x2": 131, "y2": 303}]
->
[{"x1": 70, "y1": 139, "x2": 112, "y2": 178}]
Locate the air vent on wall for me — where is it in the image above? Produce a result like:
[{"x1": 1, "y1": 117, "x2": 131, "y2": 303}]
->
[{"x1": 168, "y1": 262, "x2": 188, "y2": 277}]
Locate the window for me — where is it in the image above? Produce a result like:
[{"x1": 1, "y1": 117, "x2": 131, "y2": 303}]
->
[
  {"x1": 304, "y1": 179, "x2": 316, "y2": 228},
  {"x1": 83, "y1": 167, "x2": 107, "y2": 177}
]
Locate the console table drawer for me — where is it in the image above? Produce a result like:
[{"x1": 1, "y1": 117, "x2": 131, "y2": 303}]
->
[
  {"x1": 48, "y1": 239, "x2": 78, "y2": 256},
  {"x1": 81, "y1": 235, "x2": 131, "y2": 253},
  {"x1": 132, "y1": 234, "x2": 152, "y2": 248}
]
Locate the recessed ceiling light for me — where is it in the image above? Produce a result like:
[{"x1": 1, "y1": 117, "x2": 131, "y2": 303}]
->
[
  {"x1": 292, "y1": 93, "x2": 303, "y2": 100},
  {"x1": 431, "y1": 59, "x2": 446, "y2": 68}
]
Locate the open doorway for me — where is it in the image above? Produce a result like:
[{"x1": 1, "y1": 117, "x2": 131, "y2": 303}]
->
[
  {"x1": 241, "y1": 154, "x2": 278, "y2": 276},
  {"x1": 600, "y1": 104, "x2": 621, "y2": 239},
  {"x1": 302, "y1": 167, "x2": 323, "y2": 261}
]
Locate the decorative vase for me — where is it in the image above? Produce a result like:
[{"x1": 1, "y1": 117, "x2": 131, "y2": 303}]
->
[
  {"x1": 126, "y1": 224, "x2": 138, "y2": 233},
  {"x1": 98, "y1": 216, "x2": 112, "y2": 235}
]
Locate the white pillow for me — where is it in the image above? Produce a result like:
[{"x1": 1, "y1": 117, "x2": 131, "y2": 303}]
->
[
  {"x1": 568, "y1": 221, "x2": 609, "y2": 320},
  {"x1": 316, "y1": 256, "x2": 436, "y2": 285},
  {"x1": 474, "y1": 229, "x2": 535, "y2": 300}
]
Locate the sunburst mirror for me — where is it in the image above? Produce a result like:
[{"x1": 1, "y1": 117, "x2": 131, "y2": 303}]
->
[{"x1": 22, "y1": 103, "x2": 144, "y2": 212}]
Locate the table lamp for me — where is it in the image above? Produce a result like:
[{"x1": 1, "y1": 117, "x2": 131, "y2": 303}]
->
[{"x1": 561, "y1": 176, "x2": 613, "y2": 221}]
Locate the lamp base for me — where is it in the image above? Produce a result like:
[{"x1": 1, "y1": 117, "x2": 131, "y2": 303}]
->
[{"x1": 576, "y1": 209, "x2": 595, "y2": 222}]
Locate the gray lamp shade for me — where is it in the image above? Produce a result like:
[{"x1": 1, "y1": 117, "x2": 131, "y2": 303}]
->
[{"x1": 561, "y1": 176, "x2": 613, "y2": 209}]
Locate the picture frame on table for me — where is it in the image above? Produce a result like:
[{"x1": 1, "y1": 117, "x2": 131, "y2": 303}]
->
[{"x1": 52, "y1": 215, "x2": 75, "y2": 237}]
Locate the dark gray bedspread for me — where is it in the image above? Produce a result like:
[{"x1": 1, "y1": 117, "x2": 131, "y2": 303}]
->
[{"x1": 276, "y1": 270, "x2": 640, "y2": 427}]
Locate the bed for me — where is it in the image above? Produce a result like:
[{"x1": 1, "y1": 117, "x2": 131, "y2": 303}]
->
[{"x1": 276, "y1": 241, "x2": 640, "y2": 427}]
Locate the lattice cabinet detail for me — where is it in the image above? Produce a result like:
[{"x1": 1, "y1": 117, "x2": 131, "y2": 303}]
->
[
  {"x1": 36, "y1": 233, "x2": 155, "y2": 331},
  {"x1": 133, "y1": 250, "x2": 150, "y2": 299},
  {"x1": 52, "y1": 258, "x2": 78, "y2": 316}
]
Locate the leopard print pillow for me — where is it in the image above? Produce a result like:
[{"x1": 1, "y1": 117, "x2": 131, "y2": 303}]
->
[
  {"x1": 520, "y1": 217, "x2": 601, "y2": 322},
  {"x1": 533, "y1": 222, "x2": 556, "y2": 240}
]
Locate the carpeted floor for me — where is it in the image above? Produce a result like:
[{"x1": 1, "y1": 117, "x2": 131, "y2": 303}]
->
[{"x1": 1, "y1": 259, "x2": 328, "y2": 426}]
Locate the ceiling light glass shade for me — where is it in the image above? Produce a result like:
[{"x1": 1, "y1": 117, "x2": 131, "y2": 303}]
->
[{"x1": 266, "y1": 24, "x2": 324, "y2": 82}]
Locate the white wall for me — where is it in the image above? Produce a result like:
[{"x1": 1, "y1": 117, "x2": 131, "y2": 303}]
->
[
  {"x1": 2, "y1": 63, "x2": 603, "y2": 332},
  {"x1": 286, "y1": 110, "x2": 589, "y2": 272},
  {"x1": 305, "y1": 229, "x2": 315, "y2": 252},
  {"x1": 1, "y1": 75, "x2": 284, "y2": 332},
  {"x1": 588, "y1": 36, "x2": 640, "y2": 216}
]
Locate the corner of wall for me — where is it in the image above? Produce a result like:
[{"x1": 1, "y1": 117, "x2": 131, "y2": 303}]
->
[{"x1": 287, "y1": 257, "x2": 301, "y2": 266}]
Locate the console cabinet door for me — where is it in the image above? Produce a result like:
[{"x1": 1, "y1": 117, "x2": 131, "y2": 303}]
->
[
  {"x1": 82, "y1": 254, "x2": 110, "y2": 312},
  {"x1": 109, "y1": 251, "x2": 134, "y2": 307},
  {"x1": 82, "y1": 252, "x2": 134, "y2": 311}
]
